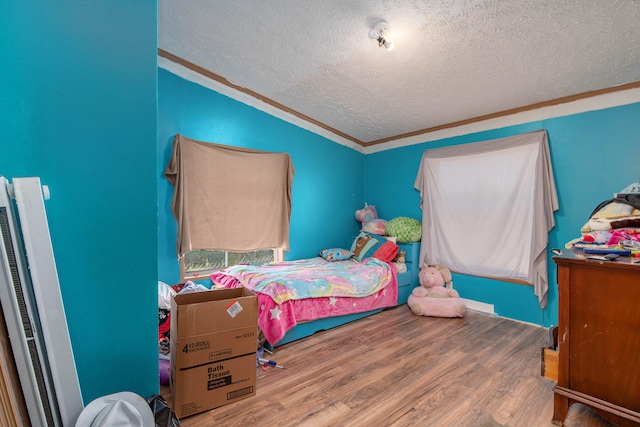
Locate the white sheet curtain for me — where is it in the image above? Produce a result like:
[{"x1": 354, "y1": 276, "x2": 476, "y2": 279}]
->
[{"x1": 414, "y1": 130, "x2": 558, "y2": 308}]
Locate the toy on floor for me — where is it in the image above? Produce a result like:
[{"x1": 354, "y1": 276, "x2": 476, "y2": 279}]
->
[{"x1": 408, "y1": 263, "x2": 466, "y2": 318}]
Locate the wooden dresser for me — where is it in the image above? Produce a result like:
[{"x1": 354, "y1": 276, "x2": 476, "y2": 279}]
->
[{"x1": 553, "y1": 253, "x2": 640, "y2": 426}]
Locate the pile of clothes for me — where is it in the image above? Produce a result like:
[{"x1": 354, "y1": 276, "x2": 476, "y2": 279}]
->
[{"x1": 566, "y1": 183, "x2": 640, "y2": 253}]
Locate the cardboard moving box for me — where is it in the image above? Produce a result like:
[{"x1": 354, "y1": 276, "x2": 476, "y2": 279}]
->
[{"x1": 170, "y1": 287, "x2": 258, "y2": 418}]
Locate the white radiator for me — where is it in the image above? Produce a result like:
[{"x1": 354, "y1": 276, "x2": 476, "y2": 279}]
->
[{"x1": 0, "y1": 176, "x2": 83, "y2": 426}]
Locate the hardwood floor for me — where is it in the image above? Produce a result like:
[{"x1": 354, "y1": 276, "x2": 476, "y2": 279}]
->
[{"x1": 162, "y1": 306, "x2": 557, "y2": 427}]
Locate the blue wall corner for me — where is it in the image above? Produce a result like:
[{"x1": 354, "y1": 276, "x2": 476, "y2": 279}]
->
[{"x1": 158, "y1": 69, "x2": 365, "y2": 285}]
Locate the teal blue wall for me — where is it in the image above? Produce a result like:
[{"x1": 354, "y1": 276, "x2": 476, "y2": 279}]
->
[
  {"x1": 365, "y1": 102, "x2": 640, "y2": 327},
  {"x1": 0, "y1": 2, "x2": 159, "y2": 404},
  {"x1": 3, "y1": 0, "x2": 635, "y2": 405},
  {"x1": 158, "y1": 69, "x2": 365, "y2": 285}
]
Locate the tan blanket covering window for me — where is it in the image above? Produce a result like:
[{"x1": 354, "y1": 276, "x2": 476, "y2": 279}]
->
[{"x1": 164, "y1": 135, "x2": 294, "y2": 256}]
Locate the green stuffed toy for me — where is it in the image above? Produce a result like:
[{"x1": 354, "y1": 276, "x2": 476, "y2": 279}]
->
[{"x1": 385, "y1": 216, "x2": 422, "y2": 242}]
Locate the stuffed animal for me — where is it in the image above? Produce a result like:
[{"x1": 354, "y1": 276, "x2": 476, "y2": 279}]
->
[
  {"x1": 407, "y1": 263, "x2": 466, "y2": 318},
  {"x1": 385, "y1": 216, "x2": 421, "y2": 242},
  {"x1": 393, "y1": 250, "x2": 406, "y2": 263},
  {"x1": 391, "y1": 250, "x2": 407, "y2": 273},
  {"x1": 354, "y1": 203, "x2": 387, "y2": 235}
]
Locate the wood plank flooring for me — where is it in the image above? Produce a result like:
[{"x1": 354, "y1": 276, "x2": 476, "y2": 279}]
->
[{"x1": 162, "y1": 306, "x2": 558, "y2": 427}]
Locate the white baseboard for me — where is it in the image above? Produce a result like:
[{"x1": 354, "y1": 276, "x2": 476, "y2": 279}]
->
[{"x1": 462, "y1": 298, "x2": 495, "y2": 315}]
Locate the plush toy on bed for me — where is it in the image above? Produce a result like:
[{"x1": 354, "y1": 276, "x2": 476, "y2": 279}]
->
[
  {"x1": 393, "y1": 250, "x2": 406, "y2": 263},
  {"x1": 354, "y1": 203, "x2": 388, "y2": 235},
  {"x1": 391, "y1": 249, "x2": 407, "y2": 274},
  {"x1": 407, "y1": 263, "x2": 466, "y2": 318}
]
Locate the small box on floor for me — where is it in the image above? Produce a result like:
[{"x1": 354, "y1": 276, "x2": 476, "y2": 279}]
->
[{"x1": 170, "y1": 287, "x2": 258, "y2": 418}]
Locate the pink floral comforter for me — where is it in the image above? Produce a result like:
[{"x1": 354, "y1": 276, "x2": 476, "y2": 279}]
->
[{"x1": 210, "y1": 257, "x2": 398, "y2": 345}]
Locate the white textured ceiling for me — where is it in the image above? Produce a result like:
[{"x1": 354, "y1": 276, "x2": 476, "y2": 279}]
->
[{"x1": 159, "y1": 0, "x2": 640, "y2": 145}]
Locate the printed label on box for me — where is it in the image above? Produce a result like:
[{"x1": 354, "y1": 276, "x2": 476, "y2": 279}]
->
[
  {"x1": 182, "y1": 340, "x2": 210, "y2": 354},
  {"x1": 173, "y1": 355, "x2": 256, "y2": 417},
  {"x1": 227, "y1": 386, "x2": 254, "y2": 401},
  {"x1": 208, "y1": 376, "x2": 232, "y2": 390},
  {"x1": 209, "y1": 348, "x2": 232, "y2": 360},
  {"x1": 226, "y1": 300, "x2": 243, "y2": 318},
  {"x1": 176, "y1": 327, "x2": 256, "y2": 368}
]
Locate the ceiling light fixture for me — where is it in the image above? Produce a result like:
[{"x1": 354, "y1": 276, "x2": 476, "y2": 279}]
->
[{"x1": 368, "y1": 21, "x2": 395, "y2": 51}]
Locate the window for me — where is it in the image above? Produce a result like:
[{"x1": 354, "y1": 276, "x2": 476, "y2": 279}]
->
[
  {"x1": 164, "y1": 134, "x2": 295, "y2": 282},
  {"x1": 181, "y1": 248, "x2": 283, "y2": 281},
  {"x1": 414, "y1": 130, "x2": 558, "y2": 307}
]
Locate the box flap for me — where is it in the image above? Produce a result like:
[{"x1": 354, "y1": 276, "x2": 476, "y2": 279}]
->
[{"x1": 173, "y1": 291, "x2": 256, "y2": 338}]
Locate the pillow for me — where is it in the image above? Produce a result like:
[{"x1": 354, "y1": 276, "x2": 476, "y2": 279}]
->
[
  {"x1": 350, "y1": 232, "x2": 384, "y2": 261},
  {"x1": 349, "y1": 232, "x2": 398, "y2": 262},
  {"x1": 385, "y1": 217, "x2": 422, "y2": 243},
  {"x1": 372, "y1": 240, "x2": 399, "y2": 262},
  {"x1": 318, "y1": 248, "x2": 354, "y2": 262},
  {"x1": 362, "y1": 219, "x2": 387, "y2": 235}
]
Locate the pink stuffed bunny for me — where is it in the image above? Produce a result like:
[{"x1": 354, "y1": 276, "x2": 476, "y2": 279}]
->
[{"x1": 407, "y1": 264, "x2": 466, "y2": 318}]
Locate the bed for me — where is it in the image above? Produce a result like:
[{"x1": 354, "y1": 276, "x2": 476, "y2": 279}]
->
[{"x1": 210, "y1": 233, "x2": 421, "y2": 347}]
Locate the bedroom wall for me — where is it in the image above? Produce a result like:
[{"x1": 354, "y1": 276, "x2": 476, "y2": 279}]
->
[
  {"x1": 158, "y1": 69, "x2": 365, "y2": 285},
  {"x1": 0, "y1": 2, "x2": 159, "y2": 405},
  {"x1": 365, "y1": 101, "x2": 640, "y2": 327},
  {"x1": 158, "y1": 64, "x2": 640, "y2": 328}
]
